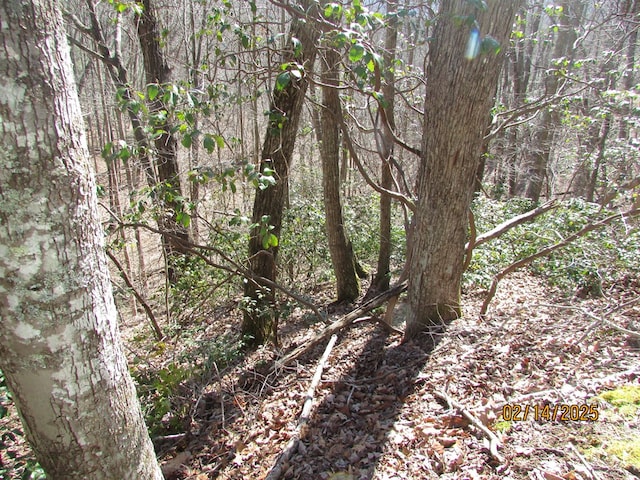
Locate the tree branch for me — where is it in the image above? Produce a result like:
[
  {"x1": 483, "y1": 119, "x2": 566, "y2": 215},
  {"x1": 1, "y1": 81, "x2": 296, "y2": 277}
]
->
[
  {"x1": 105, "y1": 248, "x2": 164, "y2": 340},
  {"x1": 480, "y1": 208, "x2": 640, "y2": 317}
]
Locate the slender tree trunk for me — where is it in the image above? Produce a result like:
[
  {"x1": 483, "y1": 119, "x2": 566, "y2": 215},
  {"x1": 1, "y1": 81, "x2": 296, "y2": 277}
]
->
[
  {"x1": 619, "y1": 0, "x2": 638, "y2": 140},
  {"x1": 406, "y1": 0, "x2": 523, "y2": 339},
  {"x1": 136, "y1": 0, "x2": 190, "y2": 281},
  {"x1": 524, "y1": 1, "x2": 577, "y2": 201},
  {"x1": 0, "y1": 2, "x2": 162, "y2": 478},
  {"x1": 319, "y1": 48, "x2": 360, "y2": 303},
  {"x1": 369, "y1": 0, "x2": 399, "y2": 296},
  {"x1": 242, "y1": 2, "x2": 320, "y2": 347}
]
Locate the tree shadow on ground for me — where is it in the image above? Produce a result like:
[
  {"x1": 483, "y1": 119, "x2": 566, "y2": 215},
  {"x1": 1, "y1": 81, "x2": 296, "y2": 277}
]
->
[
  {"x1": 155, "y1": 302, "x2": 447, "y2": 479},
  {"x1": 274, "y1": 322, "x2": 447, "y2": 479}
]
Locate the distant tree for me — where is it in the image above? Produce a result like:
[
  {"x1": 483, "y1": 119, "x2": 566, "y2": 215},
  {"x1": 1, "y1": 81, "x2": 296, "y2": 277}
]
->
[
  {"x1": 523, "y1": 1, "x2": 578, "y2": 201},
  {"x1": 319, "y1": 47, "x2": 361, "y2": 303},
  {"x1": 66, "y1": 0, "x2": 189, "y2": 282},
  {"x1": 406, "y1": 0, "x2": 524, "y2": 338},
  {"x1": 242, "y1": 1, "x2": 321, "y2": 347},
  {"x1": 369, "y1": 0, "x2": 400, "y2": 296},
  {"x1": 0, "y1": 2, "x2": 162, "y2": 478},
  {"x1": 136, "y1": 0, "x2": 190, "y2": 281}
]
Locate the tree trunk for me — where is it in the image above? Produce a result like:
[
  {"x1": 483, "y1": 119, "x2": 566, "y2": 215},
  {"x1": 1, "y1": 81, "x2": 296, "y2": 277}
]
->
[
  {"x1": 524, "y1": 1, "x2": 577, "y2": 201},
  {"x1": 619, "y1": 0, "x2": 638, "y2": 140},
  {"x1": 136, "y1": 0, "x2": 190, "y2": 281},
  {"x1": 406, "y1": 0, "x2": 523, "y2": 338},
  {"x1": 242, "y1": 2, "x2": 320, "y2": 347},
  {"x1": 369, "y1": 0, "x2": 399, "y2": 296},
  {"x1": 319, "y1": 48, "x2": 360, "y2": 303},
  {"x1": 0, "y1": 2, "x2": 162, "y2": 478}
]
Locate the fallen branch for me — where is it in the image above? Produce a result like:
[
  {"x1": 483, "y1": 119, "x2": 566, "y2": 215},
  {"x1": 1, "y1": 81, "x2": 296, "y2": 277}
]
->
[
  {"x1": 568, "y1": 442, "x2": 603, "y2": 480},
  {"x1": 480, "y1": 208, "x2": 640, "y2": 317},
  {"x1": 265, "y1": 335, "x2": 338, "y2": 480},
  {"x1": 534, "y1": 303, "x2": 640, "y2": 342},
  {"x1": 275, "y1": 281, "x2": 407, "y2": 369},
  {"x1": 353, "y1": 315, "x2": 404, "y2": 336},
  {"x1": 434, "y1": 390, "x2": 503, "y2": 463}
]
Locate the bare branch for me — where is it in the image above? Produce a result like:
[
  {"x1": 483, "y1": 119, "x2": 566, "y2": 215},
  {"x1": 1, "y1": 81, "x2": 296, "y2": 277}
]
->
[{"x1": 481, "y1": 208, "x2": 640, "y2": 317}]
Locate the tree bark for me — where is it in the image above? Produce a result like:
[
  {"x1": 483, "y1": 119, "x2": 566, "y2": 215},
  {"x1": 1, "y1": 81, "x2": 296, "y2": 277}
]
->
[
  {"x1": 0, "y1": 2, "x2": 162, "y2": 478},
  {"x1": 369, "y1": 0, "x2": 399, "y2": 296},
  {"x1": 523, "y1": 1, "x2": 577, "y2": 201},
  {"x1": 242, "y1": 2, "x2": 320, "y2": 347},
  {"x1": 136, "y1": 0, "x2": 190, "y2": 281},
  {"x1": 319, "y1": 48, "x2": 360, "y2": 303},
  {"x1": 406, "y1": 0, "x2": 523, "y2": 338}
]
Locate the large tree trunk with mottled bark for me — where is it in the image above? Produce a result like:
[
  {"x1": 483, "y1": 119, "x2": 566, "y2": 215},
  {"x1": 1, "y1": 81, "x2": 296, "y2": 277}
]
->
[
  {"x1": 320, "y1": 48, "x2": 360, "y2": 303},
  {"x1": 0, "y1": 2, "x2": 162, "y2": 478},
  {"x1": 406, "y1": 0, "x2": 523, "y2": 339},
  {"x1": 242, "y1": 2, "x2": 320, "y2": 347}
]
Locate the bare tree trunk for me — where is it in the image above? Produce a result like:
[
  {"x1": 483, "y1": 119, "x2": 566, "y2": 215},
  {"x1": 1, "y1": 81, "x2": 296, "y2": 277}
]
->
[
  {"x1": 619, "y1": 0, "x2": 638, "y2": 140},
  {"x1": 369, "y1": 0, "x2": 399, "y2": 296},
  {"x1": 136, "y1": 0, "x2": 190, "y2": 281},
  {"x1": 406, "y1": 0, "x2": 523, "y2": 338},
  {"x1": 319, "y1": 48, "x2": 360, "y2": 303},
  {"x1": 524, "y1": 1, "x2": 577, "y2": 202},
  {"x1": 242, "y1": 2, "x2": 320, "y2": 347},
  {"x1": 0, "y1": 2, "x2": 162, "y2": 478}
]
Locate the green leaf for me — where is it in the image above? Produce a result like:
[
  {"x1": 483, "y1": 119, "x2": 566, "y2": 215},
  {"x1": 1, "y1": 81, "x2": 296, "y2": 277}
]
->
[
  {"x1": 203, "y1": 134, "x2": 215, "y2": 153},
  {"x1": 276, "y1": 71, "x2": 291, "y2": 91},
  {"x1": 147, "y1": 84, "x2": 160, "y2": 101},
  {"x1": 215, "y1": 134, "x2": 225, "y2": 149},
  {"x1": 349, "y1": 43, "x2": 365, "y2": 62},
  {"x1": 181, "y1": 133, "x2": 192, "y2": 149},
  {"x1": 291, "y1": 37, "x2": 302, "y2": 57},
  {"x1": 480, "y1": 35, "x2": 501, "y2": 55},
  {"x1": 176, "y1": 211, "x2": 191, "y2": 228},
  {"x1": 262, "y1": 232, "x2": 278, "y2": 249}
]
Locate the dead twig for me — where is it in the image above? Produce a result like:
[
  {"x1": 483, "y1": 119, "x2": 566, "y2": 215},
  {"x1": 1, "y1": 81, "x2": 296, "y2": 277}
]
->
[
  {"x1": 534, "y1": 303, "x2": 640, "y2": 343},
  {"x1": 352, "y1": 315, "x2": 404, "y2": 336},
  {"x1": 434, "y1": 390, "x2": 504, "y2": 463},
  {"x1": 105, "y1": 249, "x2": 163, "y2": 340},
  {"x1": 265, "y1": 335, "x2": 338, "y2": 480},
  {"x1": 568, "y1": 442, "x2": 603, "y2": 480}
]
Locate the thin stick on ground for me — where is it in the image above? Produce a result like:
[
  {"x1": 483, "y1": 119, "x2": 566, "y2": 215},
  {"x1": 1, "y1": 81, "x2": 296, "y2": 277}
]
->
[
  {"x1": 265, "y1": 334, "x2": 338, "y2": 480},
  {"x1": 568, "y1": 442, "x2": 603, "y2": 480},
  {"x1": 535, "y1": 303, "x2": 640, "y2": 343},
  {"x1": 434, "y1": 390, "x2": 504, "y2": 463}
]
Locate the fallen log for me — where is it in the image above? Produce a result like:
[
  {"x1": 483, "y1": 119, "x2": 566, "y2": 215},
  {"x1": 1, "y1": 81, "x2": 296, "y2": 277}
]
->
[
  {"x1": 275, "y1": 281, "x2": 407, "y2": 369},
  {"x1": 265, "y1": 335, "x2": 338, "y2": 480}
]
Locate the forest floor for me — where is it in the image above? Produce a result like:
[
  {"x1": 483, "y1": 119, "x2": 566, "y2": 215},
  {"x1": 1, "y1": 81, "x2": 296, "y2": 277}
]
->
[
  {"x1": 150, "y1": 271, "x2": 640, "y2": 480},
  {"x1": 1, "y1": 271, "x2": 639, "y2": 480}
]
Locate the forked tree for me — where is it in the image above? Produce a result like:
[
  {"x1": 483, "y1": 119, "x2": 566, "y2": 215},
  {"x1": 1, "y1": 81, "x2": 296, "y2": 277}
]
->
[{"x1": 0, "y1": 1, "x2": 162, "y2": 478}]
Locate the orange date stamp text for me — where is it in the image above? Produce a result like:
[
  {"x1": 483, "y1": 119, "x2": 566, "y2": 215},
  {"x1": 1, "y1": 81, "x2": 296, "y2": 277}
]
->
[{"x1": 501, "y1": 403, "x2": 599, "y2": 422}]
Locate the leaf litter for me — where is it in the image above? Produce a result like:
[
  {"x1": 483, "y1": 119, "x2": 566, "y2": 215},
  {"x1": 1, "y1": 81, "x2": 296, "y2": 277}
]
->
[{"x1": 1, "y1": 272, "x2": 638, "y2": 479}]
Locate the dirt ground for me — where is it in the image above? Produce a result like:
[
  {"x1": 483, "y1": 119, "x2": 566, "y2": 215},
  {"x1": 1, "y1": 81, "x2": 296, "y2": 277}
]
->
[{"x1": 1, "y1": 271, "x2": 639, "y2": 480}]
